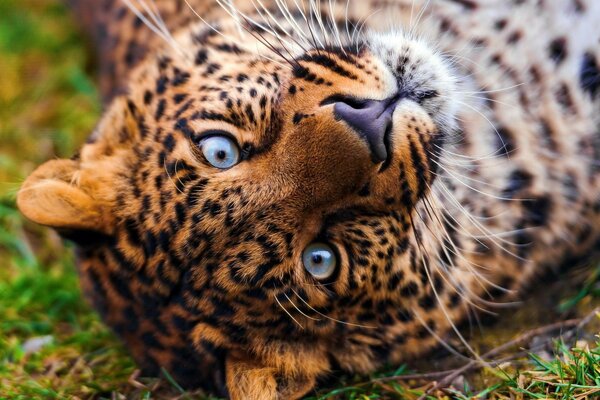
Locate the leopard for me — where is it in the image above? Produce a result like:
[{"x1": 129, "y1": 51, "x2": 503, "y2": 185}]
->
[{"x1": 16, "y1": 0, "x2": 600, "y2": 398}]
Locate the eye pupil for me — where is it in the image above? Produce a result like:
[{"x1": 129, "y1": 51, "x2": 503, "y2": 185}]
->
[
  {"x1": 311, "y1": 254, "x2": 323, "y2": 264},
  {"x1": 216, "y1": 150, "x2": 227, "y2": 160}
]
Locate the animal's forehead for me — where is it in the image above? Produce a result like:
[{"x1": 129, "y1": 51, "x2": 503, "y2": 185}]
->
[
  {"x1": 144, "y1": 41, "x2": 375, "y2": 152},
  {"x1": 144, "y1": 40, "x2": 287, "y2": 147}
]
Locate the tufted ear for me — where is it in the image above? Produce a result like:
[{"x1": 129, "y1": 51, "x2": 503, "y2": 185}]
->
[
  {"x1": 225, "y1": 355, "x2": 316, "y2": 400},
  {"x1": 17, "y1": 159, "x2": 113, "y2": 235}
]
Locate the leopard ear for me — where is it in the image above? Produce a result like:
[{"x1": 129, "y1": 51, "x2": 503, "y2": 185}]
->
[{"x1": 17, "y1": 159, "x2": 112, "y2": 235}]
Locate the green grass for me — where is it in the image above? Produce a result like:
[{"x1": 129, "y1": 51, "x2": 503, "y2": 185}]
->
[
  {"x1": 0, "y1": 1, "x2": 599, "y2": 399},
  {"x1": 309, "y1": 338, "x2": 600, "y2": 400},
  {"x1": 0, "y1": 0, "x2": 136, "y2": 397},
  {"x1": 460, "y1": 339, "x2": 600, "y2": 400}
]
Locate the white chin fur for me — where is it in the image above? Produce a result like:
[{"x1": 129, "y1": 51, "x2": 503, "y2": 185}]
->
[{"x1": 365, "y1": 30, "x2": 462, "y2": 135}]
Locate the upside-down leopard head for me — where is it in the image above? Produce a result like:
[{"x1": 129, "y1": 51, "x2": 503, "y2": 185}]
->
[{"x1": 17, "y1": 7, "x2": 461, "y2": 399}]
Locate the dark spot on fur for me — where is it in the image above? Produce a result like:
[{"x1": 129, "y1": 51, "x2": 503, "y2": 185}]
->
[
  {"x1": 507, "y1": 31, "x2": 522, "y2": 44},
  {"x1": 144, "y1": 90, "x2": 153, "y2": 105},
  {"x1": 548, "y1": 37, "x2": 567, "y2": 65},
  {"x1": 580, "y1": 52, "x2": 600, "y2": 98},
  {"x1": 156, "y1": 76, "x2": 168, "y2": 94},
  {"x1": 494, "y1": 19, "x2": 507, "y2": 31},
  {"x1": 523, "y1": 196, "x2": 552, "y2": 226},
  {"x1": 195, "y1": 49, "x2": 208, "y2": 65},
  {"x1": 555, "y1": 83, "x2": 575, "y2": 112},
  {"x1": 155, "y1": 99, "x2": 166, "y2": 121},
  {"x1": 503, "y1": 169, "x2": 533, "y2": 198},
  {"x1": 495, "y1": 126, "x2": 515, "y2": 157},
  {"x1": 292, "y1": 112, "x2": 307, "y2": 125}
]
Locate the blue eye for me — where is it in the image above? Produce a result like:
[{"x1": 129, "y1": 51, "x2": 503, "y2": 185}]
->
[
  {"x1": 302, "y1": 243, "x2": 337, "y2": 280},
  {"x1": 200, "y1": 135, "x2": 240, "y2": 169}
]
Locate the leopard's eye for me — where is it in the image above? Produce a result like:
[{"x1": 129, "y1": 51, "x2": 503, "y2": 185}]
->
[
  {"x1": 302, "y1": 243, "x2": 337, "y2": 280},
  {"x1": 200, "y1": 135, "x2": 240, "y2": 169}
]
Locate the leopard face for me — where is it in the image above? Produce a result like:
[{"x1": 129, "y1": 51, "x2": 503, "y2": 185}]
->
[{"x1": 18, "y1": 5, "x2": 465, "y2": 399}]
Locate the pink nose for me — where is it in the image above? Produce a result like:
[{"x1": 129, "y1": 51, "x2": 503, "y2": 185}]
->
[{"x1": 334, "y1": 95, "x2": 400, "y2": 163}]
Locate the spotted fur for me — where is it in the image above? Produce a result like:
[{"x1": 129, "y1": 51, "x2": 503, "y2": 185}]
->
[{"x1": 18, "y1": 0, "x2": 600, "y2": 398}]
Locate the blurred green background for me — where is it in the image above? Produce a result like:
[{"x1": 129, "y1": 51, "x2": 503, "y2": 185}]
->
[
  {"x1": 1, "y1": 1, "x2": 599, "y2": 399},
  {"x1": 0, "y1": 0, "x2": 137, "y2": 397}
]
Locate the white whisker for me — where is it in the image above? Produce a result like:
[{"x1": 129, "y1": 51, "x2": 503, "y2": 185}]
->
[
  {"x1": 412, "y1": 309, "x2": 473, "y2": 362},
  {"x1": 409, "y1": 0, "x2": 431, "y2": 38},
  {"x1": 164, "y1": 157, "x2": 184, "y2": 195},
  {"x1": 328, "y1": 0, "x2": 345, "y2": 52},
  {"x1": 122, "y1": 0, "x2": 185, "y2": 56},
  {"x1": 274, "y1": 292, "x2": 304, "y2": 329},
  {"x1": 291, "y1": 289, "x2": 377, "y2": 329},
  {"x1": 433, "y1": 182, "x2": 528, "y2": 259},
  {"x1": 432, "y1": 160, "x2": 529, "y2": 202},
  {"x1": 353, "y1": 8, "x2": 382, "y2": 52},
  {"x1": 283, "y1": 293, "x2": 321, "y2": 321}
]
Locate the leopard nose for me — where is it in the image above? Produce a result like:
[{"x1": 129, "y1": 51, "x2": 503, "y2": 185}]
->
[{"x1": 333, "y1": 96, "x2": 398, "y2": 163}]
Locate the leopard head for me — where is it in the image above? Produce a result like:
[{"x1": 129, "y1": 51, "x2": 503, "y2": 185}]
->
[{"x1": 18, "y1": 9, "x2": 461, "y2": 399}]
